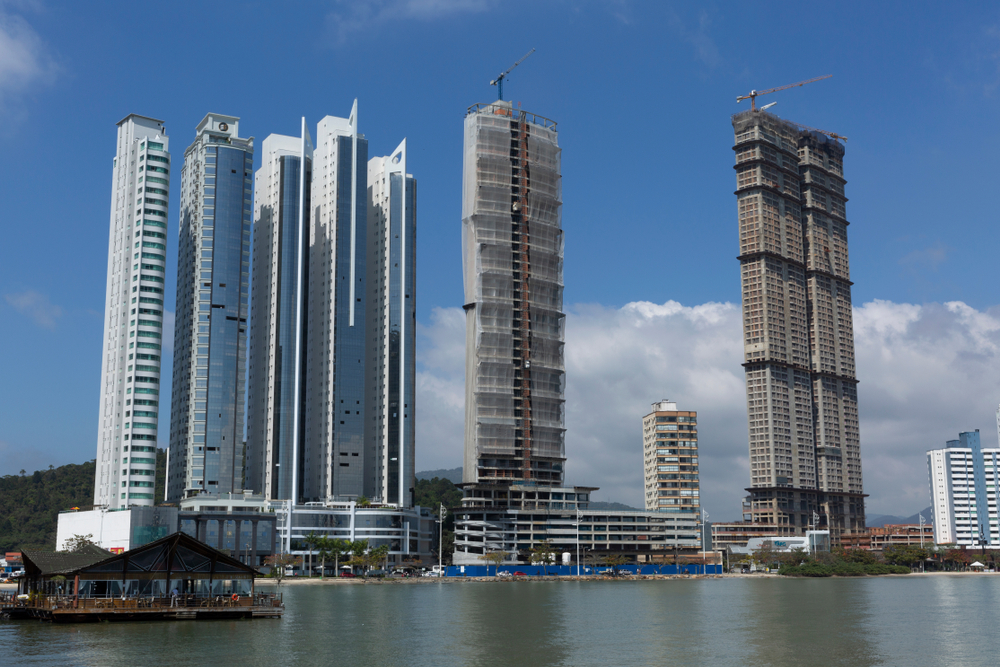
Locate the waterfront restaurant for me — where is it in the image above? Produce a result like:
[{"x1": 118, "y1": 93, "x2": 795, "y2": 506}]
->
[{"x1": 15, "y1": 532, "x2": 280, "y2": 621}]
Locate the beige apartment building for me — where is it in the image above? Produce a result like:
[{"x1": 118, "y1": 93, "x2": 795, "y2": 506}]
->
[{"x1": 643, "y1": 401, "x2": 700, "y2": 519}]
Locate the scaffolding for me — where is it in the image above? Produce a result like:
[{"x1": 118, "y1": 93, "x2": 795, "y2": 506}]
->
[{"x1": 463, "y1": 102, "x2": 565, "y2": 484}]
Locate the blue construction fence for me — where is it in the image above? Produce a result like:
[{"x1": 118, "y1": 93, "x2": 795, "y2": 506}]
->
[{"x1": 445, "y1": 563, "x2": 723, "y2": 577}]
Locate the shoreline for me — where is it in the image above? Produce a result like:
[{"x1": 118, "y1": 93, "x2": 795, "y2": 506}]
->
[{"x1": 252, "y1": 570, "x2": 1000, "y2": 586}]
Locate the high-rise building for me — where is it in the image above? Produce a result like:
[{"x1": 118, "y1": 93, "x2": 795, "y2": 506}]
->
[
  {"x1": 246, "y1": 122, "x2": 313, "y2": 502},
  {"x1": 366, "y1": 139, "x2": 416, "y2": 506},
  {"x1": 453, "y1": 101, "x2": 702, "y2": 567},
  {"x1": 461, "y1": 101, "x2": 565, "y2": 488},
  {"x1": 928, "y1": 430, "x2": 997, "y2": 546},
  {"x1": 302, "y1": 106, "x2": 370, "y2": 503},
  {"x1": 732, "y1": 109, "x2": 865, "y2": 541},
  {"x1": 166, "y1": 114, "x2": 254, "y2": 501},
  {"x1": 642, "y1": 401, "x2": 699, "y2": 515},
  {"x1": 94, "y1": 115, "x2": 170, "y2": 509}
]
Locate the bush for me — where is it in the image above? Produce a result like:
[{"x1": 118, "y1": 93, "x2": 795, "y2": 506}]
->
[{"x1": 778, "y1": 558, "x2": 910, "y2": 577}]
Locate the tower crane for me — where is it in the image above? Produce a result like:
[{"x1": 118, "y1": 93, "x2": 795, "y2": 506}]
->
[
  {"x1": 737, "y1": 74, "x2": 832, "y2": 111},
  {"x1": 791, "y1": 120, "x2": 847, "y2": 143},
  {"x1": 490, "y1": 48, "x2": 535, "y2": 101}
]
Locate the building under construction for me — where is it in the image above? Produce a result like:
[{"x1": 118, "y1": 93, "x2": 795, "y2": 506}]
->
[
  {"x1": 461, "y1": 100, "x2": 566, "y2": 489},
  {"x1": 732, "y1": 108, "x2": 866, "y2": 543}
]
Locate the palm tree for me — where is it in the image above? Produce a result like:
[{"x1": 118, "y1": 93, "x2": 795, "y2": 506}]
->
[{"x1": 304, "y1": 531, "x2": 321, "y2": 577}]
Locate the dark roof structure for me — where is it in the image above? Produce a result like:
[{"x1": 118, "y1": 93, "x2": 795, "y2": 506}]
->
[
  {"x1": 22, "y1": 532, "x2": 258, "y2": 582},
  {"x1": 21, "y1": 544, "x2": 111, "y2": 577}
]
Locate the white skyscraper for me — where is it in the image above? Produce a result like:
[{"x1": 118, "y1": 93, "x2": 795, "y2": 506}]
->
[
  {"x1": 94, "y1": 114, "x2": 170, "y2": 509},
  {"x1": 366, "y1": 139, "x2": 416, "y2": 506},
  {"x1": 246, "y1": 124, "x2": 313, "y2": 502}
]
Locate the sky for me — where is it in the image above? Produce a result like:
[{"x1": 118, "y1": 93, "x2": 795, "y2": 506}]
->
[{"x1": 2, "y1": 0, "x2": 1000, "y2": 520}]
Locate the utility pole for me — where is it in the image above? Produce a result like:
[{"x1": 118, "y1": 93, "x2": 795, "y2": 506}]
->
[
  {"x1": 576, "y1": 508, "x2": 582, "y2": 577},
  {"x1": 439, "y1": 503, "x2": 447, "y2": 577}
]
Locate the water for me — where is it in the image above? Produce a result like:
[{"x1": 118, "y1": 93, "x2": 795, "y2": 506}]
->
[{"x1": 3, "y1": 576, "x2": 999, "y2": 666}]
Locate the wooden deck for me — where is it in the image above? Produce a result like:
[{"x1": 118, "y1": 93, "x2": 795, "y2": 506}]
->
[{"x1": 3, "y1": 594, "x2": 283, "y2": 622}]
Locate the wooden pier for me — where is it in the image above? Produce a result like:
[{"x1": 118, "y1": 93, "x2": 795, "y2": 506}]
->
[{"x1": 3, "y1": 593, "x2": 283, "y2": 622}]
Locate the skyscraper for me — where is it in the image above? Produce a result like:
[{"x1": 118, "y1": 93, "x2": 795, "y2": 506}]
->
[
  {"x1": 461, "y1": 101, "x2": 565, "y2": 488},
  {"x1": 928, "y1": 430, "x2": 995, "y2": 546},
  {"x1": 166, "y1": 114, "x2": 254, "y2": 501},
  {"x1": 366, "y1": 139, "x2": 416, "y2": 506},
  {"x1": 94, "y1": 114, "x2": 170, "y2": 509},
  {"x1": 732, "y1": 109, "x2": 865, "y2": 541},
  {"x1": 246, "y1": 122, "x2": 313, "y2": 502},
  {"x1": 302, "y1": 107, "x2": 370, "y2": 503}
]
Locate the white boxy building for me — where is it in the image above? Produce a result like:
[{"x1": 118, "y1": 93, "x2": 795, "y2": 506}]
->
[{"x1": 928, "y1": 429, "x2": 999, "y2": 546}]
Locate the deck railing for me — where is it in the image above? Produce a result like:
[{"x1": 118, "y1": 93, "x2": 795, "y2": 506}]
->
[{"x1": 20, "y1": 592, "x2": 282, "y2": 611}]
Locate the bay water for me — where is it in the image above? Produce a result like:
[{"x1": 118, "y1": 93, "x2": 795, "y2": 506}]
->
[{"x1": 2, "y1": 575, "x2": 998, "y2": 666}]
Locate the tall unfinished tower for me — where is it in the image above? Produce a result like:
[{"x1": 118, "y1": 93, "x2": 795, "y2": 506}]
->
[
  {"x1": 732, "y1": 109, "x2": 865, "y2": 542},
  {"x1": 461, "y1": 101, "x2": 565, "y2": 489}
]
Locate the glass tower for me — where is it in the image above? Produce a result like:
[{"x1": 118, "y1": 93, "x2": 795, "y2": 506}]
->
[
  {"x1": 94, "y1": 114, "x2": 170, "y2": 509},
  {"x1": 303, "y1": 105, "x2": 370, "y2": 503},
  {"x1": 247, "y1": 124, "x2": 313, "y2": 502},
  {"x1": 366, "y1": 139, "x2": 416, "y2": 506},
  {"x1": 167, "y1": 114, "x2": 254, "y2": 501}
]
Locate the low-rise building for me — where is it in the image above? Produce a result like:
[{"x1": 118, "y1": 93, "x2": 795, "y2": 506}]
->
[
  {"x1": 728, "y1": 531, "x2": 831, "y2": 561},
  {"x1": 840, "y1": 524, "x2": 934, "y2": 550},
  {"x1": 452, "y1": 485, "x2": 702, "y2": 566}
]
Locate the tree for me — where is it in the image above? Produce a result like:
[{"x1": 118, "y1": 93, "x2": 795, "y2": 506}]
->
[
  {"x1": 603, "y1": 554, "x2": 629, "y2": 576},
  {"x1": 751, "y1": 542, "x2": 779, "y2": 571},
  {"x1": 357, "y1": 496, "x2": 371, "y2": 508},
  {"x1": 264, "y1": 554, "x2": 301, "y2": 586},
  {"x1": 583, "y1": 550, "x2": 602, "y2": 574},
  {"x1": 883, "y1": 546, "x2": 927, "y2": 568},
  {"x1": 530, "y1": 540, "x2": 556, "y2": 575},
  {"x1": 480, "y1": 550, "x2": 506, "y2": 576},
  {"x1": 370, "y1": 544, "x2": 390, "y2": 571},
  {"x1": 348, "y1": 539, "x2": 370, "y2": 573},
  {"x1": 329, "y1": 538, "x2": 349, "y2": 576},
  {"x1": 944, "y1": 549, "x2": 971, "y2": 570},
  {"x1": 64, "y1": 534, "x2": 96, "y2": 552},
  {"x1": 304, "y1": 531, "x2": 321, "y2": 577},
  {"x1": 835, "y1": 547, "x2": 878, "y2": 565}
]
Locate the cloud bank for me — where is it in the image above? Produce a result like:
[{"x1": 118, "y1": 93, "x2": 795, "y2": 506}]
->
[
  {"x1": 0, "y1": 6, "x2": 57, "y2": 119},
  {"x1": 415, "y1": 299, "x2": 1000, "y2": 520},
  {"x1": 5, "y1": 289, "x2": 61, "y2": 329}
]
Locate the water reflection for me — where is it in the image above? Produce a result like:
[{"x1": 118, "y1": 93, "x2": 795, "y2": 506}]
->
[{"x1": 3, "y1": 577, "x2": 1000, "y2": 667}]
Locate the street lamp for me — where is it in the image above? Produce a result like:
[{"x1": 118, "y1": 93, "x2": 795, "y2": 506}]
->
[
  {"x1": 701, "y1": 509, "x2": 709, "y2": 575},
  {"x1": 576, "y1": 508, "x2": 582, "y2": 577},
  {"x1": 439, "y1": 503, "x2": 447, "y2": 577},
  {"x1": 919, "y1": 513, "x2": 925, "y2": 573}
]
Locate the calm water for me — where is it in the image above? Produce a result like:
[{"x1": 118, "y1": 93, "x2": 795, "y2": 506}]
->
[{"x1": 3, "y1": 576, "x2": 999, "y2": 666}]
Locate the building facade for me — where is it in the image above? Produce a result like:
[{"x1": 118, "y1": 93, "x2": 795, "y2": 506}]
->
[
  {"x1": 928, "y1": 430, "x2": 999, "y2": 546},
  {"x1": 366, "y1": 139, "x2": 417, "y2": 506},
  {"x1": 246, "y1": 125, "x2": 313, "y2": 502},
  {"x1": 732, "y1": 109, "x2": 865, "y2": 542},
  {"x1": 461, "y1": 100, "x2": 565, "y2": 489},
  {"x1": 94, "y1": 115, "x2": 170, "y2": 509},
  {"x1": 302, "y1": 106, "x2": 371, "y2": 504},
  {"x1": 167, "y1": 114, "x2": 254, "y2": 501},
  {"x1": 642, "y1": 401, "x2": 699, "y2": 516}
]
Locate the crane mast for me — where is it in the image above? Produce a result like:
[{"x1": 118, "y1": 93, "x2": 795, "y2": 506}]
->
[{"x1": 490, "y1": 48, "x2": 535, "y2": 101}]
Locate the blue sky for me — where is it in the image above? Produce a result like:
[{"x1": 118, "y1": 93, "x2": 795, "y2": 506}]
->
[{"x1": 2, "y1": 1, "x2": 1000, "y2": 517}]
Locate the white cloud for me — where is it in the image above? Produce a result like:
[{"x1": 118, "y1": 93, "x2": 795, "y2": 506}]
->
[
  {"x1": 324, "y1": 0, "x2": 491, "y2": 45},
  {"x1": 0, "y1": 6, "x2": 57, "y2": 118},
  {"x1": 415, "y1": 298, "x2": 1000, "y2": 521},
  {"x1": 5, "y1": 289, "x2": 61, "y2": 329}
]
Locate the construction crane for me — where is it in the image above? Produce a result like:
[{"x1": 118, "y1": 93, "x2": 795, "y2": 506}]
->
[
  {"x1": 736, "y1": 74, "x2": 832, "y2": 111},
  {"x1": 792, "y1": 119, "x2": 847, "y2": 143},
  {"x1": 490, "y1": 48, "x2": 535, "y2": 101}
]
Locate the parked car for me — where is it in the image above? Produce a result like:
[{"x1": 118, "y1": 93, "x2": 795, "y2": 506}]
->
[
  {"x1": 513, "y1": 571, "x2": 527, "y2": 576},
  {"x1": 339, "y1": 571, "x2": 356, "y2": 578},
  {"x1": 367, "y1": 569, "x2": 388, "y2": 577}
]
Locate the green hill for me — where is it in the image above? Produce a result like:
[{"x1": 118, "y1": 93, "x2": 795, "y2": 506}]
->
[{"x1": 0, "y1": 449, "x2": 166, "y2": 552}]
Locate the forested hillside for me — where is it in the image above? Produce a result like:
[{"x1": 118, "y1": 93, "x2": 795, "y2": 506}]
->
[{"x1": 0, "y1": 449, "x2": 166, "y2": 552}]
